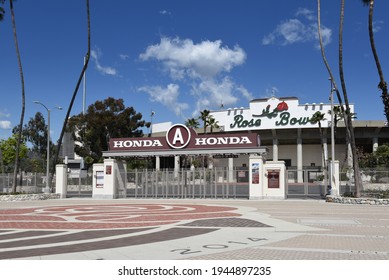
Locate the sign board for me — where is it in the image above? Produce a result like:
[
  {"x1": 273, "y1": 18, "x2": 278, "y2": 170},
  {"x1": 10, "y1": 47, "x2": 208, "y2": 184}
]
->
[
  {"x1": 211, "y1": 97, "x2": 354, "y2": 132},
  {"x1": 109, "y1": 124, "x2": 260, "y2": 152}
]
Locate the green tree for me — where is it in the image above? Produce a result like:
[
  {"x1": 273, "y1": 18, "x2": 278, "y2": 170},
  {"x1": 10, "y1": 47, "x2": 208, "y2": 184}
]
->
[
  {"x1": 358, "y1": 144, "x2": 389, "y2": 168},
  {"x1": 67, "y1": 97, "x2": 150, "y2": 164},
  {"x1": 185, "y1": 118, "x2": 200, "y2": 128},
  {"x1": 208, "y1": 116, "x2": 219, "y2": 133},
  {"x1": 200, "y1": 109, "x2": 210, "y2": 133},
  {"x1": 0, "y1": 135, "x2": 28, "y2": 172},
  {"x1": 17, "y1": 112, "x2": 48, "y2": 155},
  {"x1": 13, "y1": 112, "x2": 59, "y2": 173}
]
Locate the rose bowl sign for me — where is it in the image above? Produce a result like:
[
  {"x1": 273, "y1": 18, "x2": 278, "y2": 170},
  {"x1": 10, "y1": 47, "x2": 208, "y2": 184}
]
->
[{"x1": 109, "y1": 124, "x2": 260, "y2": 152}]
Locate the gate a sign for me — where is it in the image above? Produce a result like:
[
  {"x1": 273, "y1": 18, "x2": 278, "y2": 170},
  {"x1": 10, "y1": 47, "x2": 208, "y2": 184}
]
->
[
  {"x1": 109, "y1": 123, "x2": 260, "y2": 152},
  {"x1": 166, "y1": 124, "x2": 191, "y2": 149}
]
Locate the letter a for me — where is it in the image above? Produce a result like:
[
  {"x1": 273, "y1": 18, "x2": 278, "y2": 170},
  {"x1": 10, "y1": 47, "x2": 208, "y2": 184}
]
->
[{"x1": 172, "y1": 128, "x2": 184, "y2": 145}]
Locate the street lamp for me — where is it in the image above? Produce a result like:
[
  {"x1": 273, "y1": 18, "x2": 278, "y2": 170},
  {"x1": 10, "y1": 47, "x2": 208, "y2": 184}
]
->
[
  {"x1": 328, "y1": 78, "x2": 338, "y2": 196},
  {"x1": 34, "y1": 101, "x2": 62, "y2": 193}
]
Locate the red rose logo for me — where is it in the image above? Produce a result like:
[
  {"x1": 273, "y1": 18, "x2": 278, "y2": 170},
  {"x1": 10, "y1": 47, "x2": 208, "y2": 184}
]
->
[{"x1": 276, "y1": 101, "x2": 288, "y2": 111}]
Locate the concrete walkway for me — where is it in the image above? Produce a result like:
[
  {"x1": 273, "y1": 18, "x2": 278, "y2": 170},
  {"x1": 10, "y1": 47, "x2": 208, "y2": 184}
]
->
[{"x1": 0, "y1": 198, "x2": 388, "y2": 260}]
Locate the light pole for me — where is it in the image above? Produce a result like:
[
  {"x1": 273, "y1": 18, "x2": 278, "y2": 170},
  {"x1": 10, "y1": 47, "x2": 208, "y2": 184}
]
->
[
  {"x1": 34, "y1": 101, "x2": 62, "y2": 193},
  {"x1": 329, "y1": 78, "x2": 337, "y2": 196}
]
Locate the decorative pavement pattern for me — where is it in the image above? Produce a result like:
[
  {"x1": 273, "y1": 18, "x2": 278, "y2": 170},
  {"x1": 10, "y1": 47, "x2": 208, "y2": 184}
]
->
[
  {"x1": 2, "y1": 200, "x2": 389, "y2": 260},
  {"x1": 0, "y1": 203, "x2": 272, "y2": 259}
]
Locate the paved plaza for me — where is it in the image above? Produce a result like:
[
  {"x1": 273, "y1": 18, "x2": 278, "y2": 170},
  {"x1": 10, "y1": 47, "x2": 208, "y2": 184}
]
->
[{"x1": 0, "y1": 198, "x2": 388, "y2": 260}]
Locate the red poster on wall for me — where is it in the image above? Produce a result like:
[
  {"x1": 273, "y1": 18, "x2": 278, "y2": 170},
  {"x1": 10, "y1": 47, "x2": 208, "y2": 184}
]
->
[{"x1": 268, "y1": 170, "x2": 280, "y2": 188}]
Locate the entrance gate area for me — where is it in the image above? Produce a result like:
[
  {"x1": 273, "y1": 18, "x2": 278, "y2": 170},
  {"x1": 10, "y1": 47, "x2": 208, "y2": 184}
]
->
[
  {"x1": 65, "y1": 167, "x2": 328, "y2": 199},
  {"x1": 286, "y1": 168, "x2": 327, "y2": 199},
  {"x1": 66, "y1": 167, "x2": 249, "y2": 199},
  {"x1": 126, "y1": 168, "x2": 249, "y2": 199}
]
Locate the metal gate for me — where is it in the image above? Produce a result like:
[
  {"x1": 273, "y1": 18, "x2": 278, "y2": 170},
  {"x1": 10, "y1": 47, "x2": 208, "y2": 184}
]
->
[
  {"x1": 66, "y1": 170, "x2": 93, "y2": 198},
  {"x1": 125, "y1": 168, "x2": 249, "y2": 199},
  {"x1": 286, "y1": 168, "x2": 327, "y2": 199}
]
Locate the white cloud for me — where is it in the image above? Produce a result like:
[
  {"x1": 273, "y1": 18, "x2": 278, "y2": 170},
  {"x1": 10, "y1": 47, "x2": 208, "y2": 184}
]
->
[
  {"x1": 265, "y1": 86, "x2": 280, "y2": 97},
  {"x1": 262, "y1": 8, "x2": 332, "y2": 48},
  {"x1": 140, "y1": 37, "x2": 246, "y2": 80},
  {"x1": 119, "y1": 54, "x2": 129, "y2": 60},
  {"x1": 373, "y1": 20, "x2": 384, "y2": 33},
  {"x1": 138, "y1": 37, "x2": 251, "y2": 118},
  {"x1": 0, "y1": 120, "x2": 11, "y2": 130},
  {"x1": 138, "y1": 84, "x2": 189, "y2": 117},
  {"x1": 159, "y1": 10, "x2": 171, "y2": 15},
  {"x1": 295, "y1": 7, "x2": 315, "y2": 21},
  {"x1": 91, "y1": 49, "x2": 118, "y2": 76}
]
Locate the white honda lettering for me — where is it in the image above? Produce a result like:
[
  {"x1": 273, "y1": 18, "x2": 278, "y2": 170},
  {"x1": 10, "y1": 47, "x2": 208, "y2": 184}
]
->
[
  {"x1": 195, "y1": 138, "x2": 207, "y2": 145},
  {"x1": 153, "y1": 140, "x2": 163, "y2": 147},
  {"x1": 124, "y1": 140, "x2": 132, "y2": 147},
  {"x1": 113, "y1": 141, "x2": 123, "y2": 148},
  {"x1": 240, "y1": 136, "x2": 252, "y2": 144},
  {"x1": 229, "y1": 137, "x2": 240, "y2": 144}
]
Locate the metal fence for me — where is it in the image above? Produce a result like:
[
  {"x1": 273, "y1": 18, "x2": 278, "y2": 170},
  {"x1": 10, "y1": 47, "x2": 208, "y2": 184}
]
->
[
  {"x1": 125, "y1": 168, "x2": 250, "y2": 199},
  {"x1": 286, "y1": 169, "x2": 326, "y2": 199},
  {"x1": 0, "y1": 173, "x2": 51, "y2": 193},
  {"x1": 340, "y1": 169, "x2": 389, "y2": 195},
  {"x1": 66, "y1": 170, "x2": 93, "y2": 198}
]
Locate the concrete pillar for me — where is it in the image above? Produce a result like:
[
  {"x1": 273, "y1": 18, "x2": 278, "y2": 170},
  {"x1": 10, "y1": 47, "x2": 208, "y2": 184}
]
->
[
  {"x1": 55, "y1": 164, "x2": 68, "y2": 199},
  {"x1": 249, "y1": 154, "x2": 264, "y2": 200},
  {"x1": 272, "y1": 138, "x2": 279, "y2": 161},
  {"x1": 228, "y1": 157, "x2": 234, "y2": 182},
  {"x1": 297, "y1": 137, "x2": 303, "y2": 183},
  {"x1": 174, "y1": 155, "x2": 180, "y2": 177},
  {"x1": 155, "y1": 156, "x2": 160, "y2": 171}
]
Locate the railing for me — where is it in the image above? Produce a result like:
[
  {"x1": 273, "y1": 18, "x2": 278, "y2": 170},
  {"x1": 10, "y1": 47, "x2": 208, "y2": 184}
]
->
[
  {"x1": 0, "y1": 173, "x2": 52, "y2": 193},
  {"x1": 126, "y1": 168, "x2": 249, "y2": 199},
  {"x1": 340, "y1": 169, "x2": 389, "y2": 195}
]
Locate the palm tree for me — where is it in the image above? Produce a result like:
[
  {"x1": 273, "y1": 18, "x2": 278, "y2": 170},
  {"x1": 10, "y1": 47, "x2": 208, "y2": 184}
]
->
[
  {"x1": 51, "y1": 0, "x2": 91, "y2": 187},
  {"x1": 338, "y1": 0, "x2": 362, "y2": 197},
  {"x1": 0, "y1": 0, "x2": 6, "y2": 189},
  {"x1": 208, "y1": 117, "x2": 219, "y2": 133},
  {"x1": 317, "y1": 0, "x2": 362, "y2": 197},
  {"x1": 311, "y1": 111, "x2": 328, "y2": 193},
  {"x1": 8, "y1": 0, "x2": 26, "y2": 193},
  {"x1": 200, "y1": 109, "x2": 210, "y2": 133},
  {"x1": 362, "y1": 0, "x2": 389, "y2": 123},
  {"x1": 0, "y1": 1, "x2": 5, "y2": 22},
  {"x1": 185, "y1": 118, "x2": 200, "y2": 129}
]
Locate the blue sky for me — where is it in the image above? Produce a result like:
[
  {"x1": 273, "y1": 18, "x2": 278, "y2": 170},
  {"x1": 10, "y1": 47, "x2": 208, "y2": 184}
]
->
[{"x1": 1, "y1": 0, "x2": 388, "y2": 142}]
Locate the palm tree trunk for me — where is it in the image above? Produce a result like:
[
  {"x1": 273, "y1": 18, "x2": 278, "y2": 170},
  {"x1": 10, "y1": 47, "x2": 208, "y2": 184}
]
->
[
  {"x1": 339, "y1": 0, "x2": 362, "y2": 197},
  {"x1": 51, "y1": 0, "x2": 91, "y2": 186},
  {"x1": 10, "y1": 0, "x2": 25, "y2": 193},
  {"x1": 366, "y1": 0, "x2": 389, "y2": 122}
]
